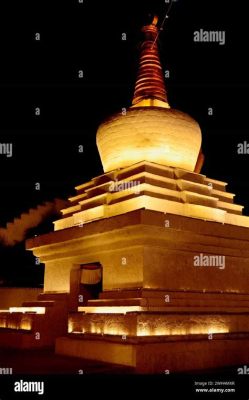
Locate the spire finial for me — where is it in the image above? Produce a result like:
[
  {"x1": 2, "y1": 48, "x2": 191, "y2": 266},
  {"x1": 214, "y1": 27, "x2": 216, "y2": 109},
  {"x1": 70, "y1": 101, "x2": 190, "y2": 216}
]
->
[
  {"x1": 131, "y1": 17, "x2": 169, "y2": 108},
  {"x1": 152, "y1": 15, "x2": 158, "y2": 26}
]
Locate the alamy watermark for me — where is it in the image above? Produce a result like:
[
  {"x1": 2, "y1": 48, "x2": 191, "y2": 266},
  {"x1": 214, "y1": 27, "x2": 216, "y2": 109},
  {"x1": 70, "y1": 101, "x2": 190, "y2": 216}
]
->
[
  {"x1": 0, "y1": 143, "x2": 13, "y2": 158},
  {"x1": 237, "y1": 365, "x2": 249, "y2": 374},
  {"x1": 193, "y1": 29, "x2": 226, "y2": 46},
  {"x1": 237, "y1": 141, "x2": 249, "y2": 154},
  {"x1": 109, "y1": 179, "x2": 140, "y2": 194},
  {"x1": 194, "y1": 253, "x2": 225, "y2": 270},
  {"x1": 0, "y1": 367, "x2": 12, "y2": 374},
  {"x1": 14, "y1": 380, "x2": 44, "y2": 395}
]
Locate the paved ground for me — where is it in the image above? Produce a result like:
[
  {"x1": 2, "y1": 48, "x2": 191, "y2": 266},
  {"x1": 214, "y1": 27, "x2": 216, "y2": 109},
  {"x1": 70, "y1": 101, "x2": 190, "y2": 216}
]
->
[
  {"x1": 0, "y1": 349, "x2": 134, "y2": 375},
  {"x1": 0, "y1": 350, "x2": 245, "y2": 399}
]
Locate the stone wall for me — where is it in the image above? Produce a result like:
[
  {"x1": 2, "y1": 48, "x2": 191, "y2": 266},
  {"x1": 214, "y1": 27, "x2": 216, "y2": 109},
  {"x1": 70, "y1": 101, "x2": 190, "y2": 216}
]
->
[{"x1": 0, "y1": 288, "x2": 41, "y2": 309}]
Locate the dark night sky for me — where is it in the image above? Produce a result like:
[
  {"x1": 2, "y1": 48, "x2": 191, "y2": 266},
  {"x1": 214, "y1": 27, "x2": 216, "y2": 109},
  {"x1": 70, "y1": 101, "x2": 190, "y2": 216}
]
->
[{"x1": 0, "y1": 0, "x2": 248, "y2": 285}]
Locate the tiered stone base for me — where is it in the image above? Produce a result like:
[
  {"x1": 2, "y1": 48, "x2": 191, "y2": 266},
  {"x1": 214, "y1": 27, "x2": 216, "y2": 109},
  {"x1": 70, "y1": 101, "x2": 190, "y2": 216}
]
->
[
  {"x1": 67, "y1": 290, "x2": 249, "y2": 336},
  {"x1": 55, "y1": 288, "x2": 249, "y2": 373},
  {"x1": 56, "y1": 332, "x2": 249, "y2": 373},
  {"x1": 25, "y1": 161, "x2": 249, "y2": 372}
]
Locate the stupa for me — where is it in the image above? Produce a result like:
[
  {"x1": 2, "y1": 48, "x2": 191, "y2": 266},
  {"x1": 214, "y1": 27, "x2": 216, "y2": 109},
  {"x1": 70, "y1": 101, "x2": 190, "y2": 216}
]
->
[{"x1": 1, "y1": 17, "x2": 249, "y2": 373}]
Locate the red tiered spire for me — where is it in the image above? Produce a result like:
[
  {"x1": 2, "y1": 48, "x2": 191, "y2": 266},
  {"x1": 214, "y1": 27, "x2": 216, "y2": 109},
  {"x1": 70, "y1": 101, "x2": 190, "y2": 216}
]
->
[{"x1": 132, "y1": 16, "x2": 169, "y2": 107}]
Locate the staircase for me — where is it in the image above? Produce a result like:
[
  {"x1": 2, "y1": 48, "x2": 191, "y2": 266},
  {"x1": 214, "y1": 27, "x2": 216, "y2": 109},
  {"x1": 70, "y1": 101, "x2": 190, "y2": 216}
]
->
[
  {"x1": 0, "y1": 198, "x2": 67, "y2": 246},
  {"x1": 0, "y1": 293, "x2": 69, "y2": 349}
]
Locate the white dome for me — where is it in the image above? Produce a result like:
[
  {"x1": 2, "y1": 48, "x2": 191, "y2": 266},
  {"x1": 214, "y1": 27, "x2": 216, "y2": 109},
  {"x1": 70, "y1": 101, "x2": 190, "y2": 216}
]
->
[{"x1": 97, "y1": 106, "x2": 202, "y2": 173}]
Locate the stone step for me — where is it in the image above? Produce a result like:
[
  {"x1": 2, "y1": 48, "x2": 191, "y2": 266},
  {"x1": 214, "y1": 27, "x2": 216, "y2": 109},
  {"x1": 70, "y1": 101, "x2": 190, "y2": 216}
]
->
[
  {"x1": 88, "y1": 297, "x2": 249, "y2": 308},
  {"x1": 78, "y1": 305, "x2": 249, "y2": 315},
  {"x1": 88, "y1": 298, "x2": 141, "y2": 306},
  {"x1": 99, "y1": 290, "x2": 249, "y2": 301},
  {"x1": 22, "y1": 301, "x2": 54, "y2": 308},
  {"x1": 99, "y1": 291, "x2": 142, "y2": 300},
  {"x1": 174, "y1": 169, "x2": 205, "y2": 184},
  {"x1": 181, "y1": 190, "x2": 218, "y2": 208},
  {"x1": 37, "y1": 293, "x2": 69, "y2": 302},
  {"x1": 177, "y1": 179, "x2": 211, "y2": 196},
  {"x1": 55, "y1": 333, "x2": 249, "y2": 373}
]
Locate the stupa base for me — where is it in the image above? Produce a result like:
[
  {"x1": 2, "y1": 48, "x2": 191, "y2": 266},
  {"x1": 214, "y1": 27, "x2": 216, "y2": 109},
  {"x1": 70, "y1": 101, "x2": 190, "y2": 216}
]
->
[{"x1": 56, "y1": 332, "x2": 249, "y2": 373}]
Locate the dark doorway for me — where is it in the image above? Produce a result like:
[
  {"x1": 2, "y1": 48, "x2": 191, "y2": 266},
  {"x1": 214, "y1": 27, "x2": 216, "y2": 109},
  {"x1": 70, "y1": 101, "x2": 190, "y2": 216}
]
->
[{"x1": 78, "y1": 263, "x2": 102, "y2": 306}]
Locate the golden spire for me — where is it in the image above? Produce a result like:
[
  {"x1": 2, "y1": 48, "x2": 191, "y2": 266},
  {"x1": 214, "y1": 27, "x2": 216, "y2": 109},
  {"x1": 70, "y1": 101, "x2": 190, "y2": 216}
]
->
[{"x1": 132, "y1": 16, "x2": 170, "y2": 108}]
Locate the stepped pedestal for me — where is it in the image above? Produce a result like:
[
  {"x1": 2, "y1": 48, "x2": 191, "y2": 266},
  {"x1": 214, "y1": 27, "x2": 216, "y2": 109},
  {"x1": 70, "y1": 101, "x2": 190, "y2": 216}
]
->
[{"x1": 24, "y1": 162, "x2": 249, "y2": 372}]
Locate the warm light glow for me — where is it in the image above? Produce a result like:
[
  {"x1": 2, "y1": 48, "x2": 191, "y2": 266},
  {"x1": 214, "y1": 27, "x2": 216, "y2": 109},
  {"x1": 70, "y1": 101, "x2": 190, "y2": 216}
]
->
[
  {"x1": 0, "y1": 312, "x2": 32, "y2": 331},
  {"x1": 68, "y1": 323, "x2": 229, "y2": 337},
  {"x1": 132, "y1": 98, "x2": 170, "y2": 109},
  {"x1": 137, "y1": 325, "x2": 229, "y2": 336},
  {"x1": 20, "y1": 319, "x2": 32, "y2": 330},
  {"x1": 97, "y1": 107, "x2": 202, "y2": 173},
  {"x1": 68, "y1": 319, "x2": 85, "y2": 334},
  {"x1": 9, "y1": 307, "x2": 45, "y2": 314},
  {"x1": 102, "y1": 327, "x2": 128, "y2": 336},
  {"x1": 68, "y1": 321, "x2": 73, "y2": 333},
  {"x1": 68, "y1": 312, "x2": 229, "y2": 337},
  {"x1": 78, "y1": 306, "x2": 142, "y2": 314},
  {"x1": 0, "y1": 317, "x2": 7, "y2": 328}
]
